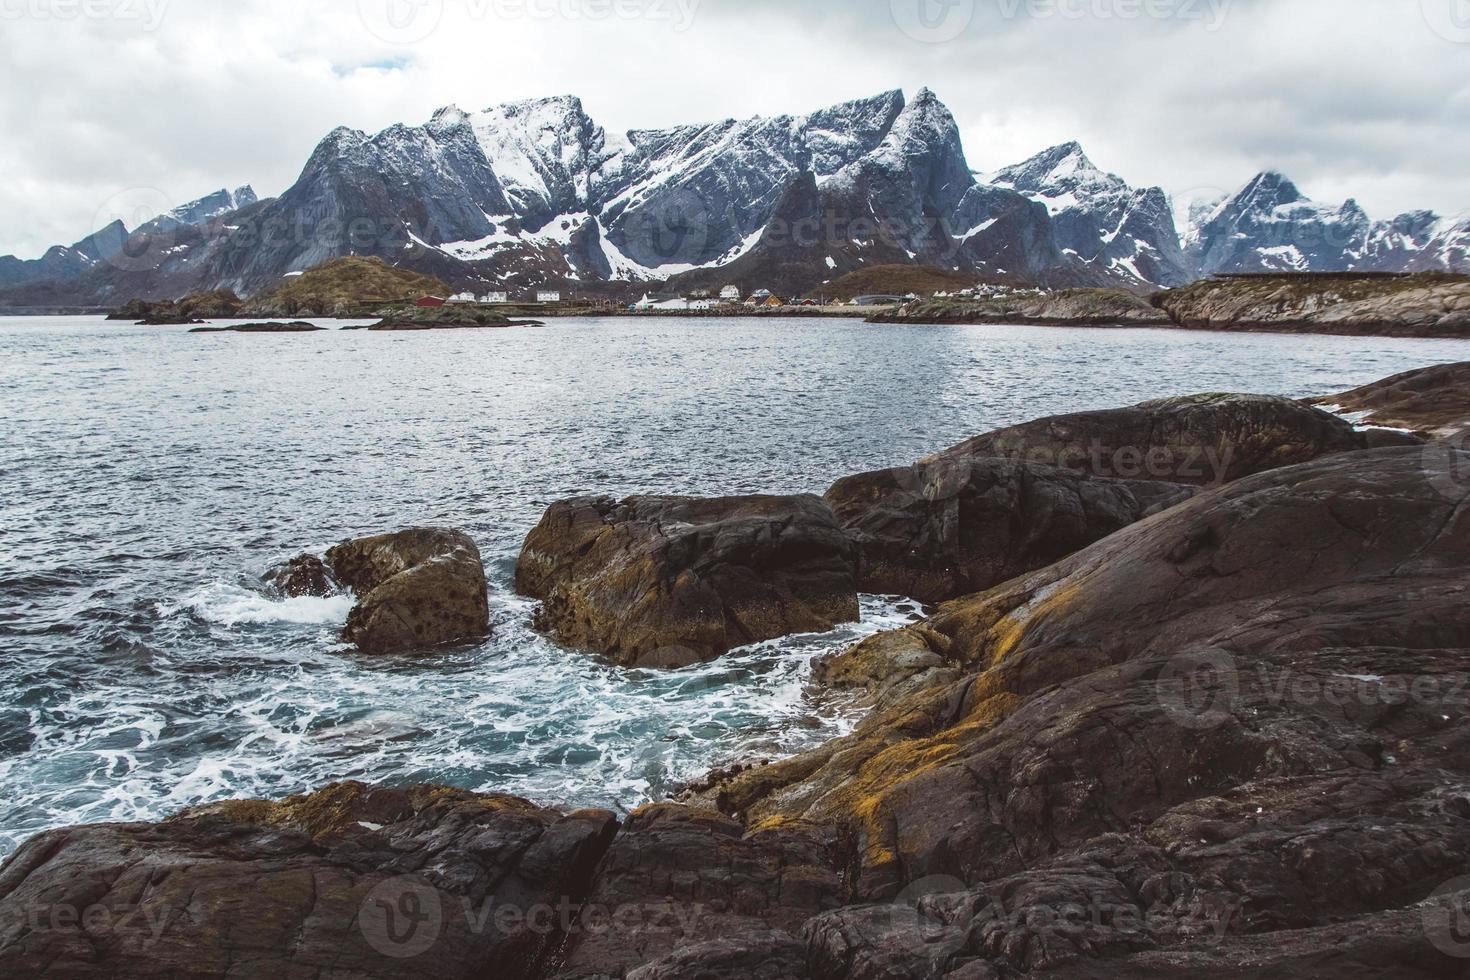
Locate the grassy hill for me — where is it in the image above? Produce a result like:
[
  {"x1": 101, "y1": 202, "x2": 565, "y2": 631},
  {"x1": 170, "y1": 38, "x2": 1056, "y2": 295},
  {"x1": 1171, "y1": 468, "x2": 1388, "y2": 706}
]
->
[
  {"x1": 821, "y1": 265, "x2": 982, "y2": 301},
  {"x1": 244, "y1": 257, "x2": 452, "y2": 316}
]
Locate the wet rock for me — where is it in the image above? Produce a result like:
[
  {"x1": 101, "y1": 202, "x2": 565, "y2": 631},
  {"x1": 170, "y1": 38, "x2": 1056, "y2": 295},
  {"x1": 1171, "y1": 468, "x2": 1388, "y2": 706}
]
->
[
  {"x1": 516, "y1": 495, "x2": 859, "y2": 667},
  {"x1": 810, "y1": 626, "x2": 962, "y2": 711},
  {"x1": 327, "y1": 528, "x2": 490, "y2": 654},
  {"x1": 554, "y1": 805, "x2": 843, "y2": 978},
  {"x1": 826, "y1": 457, "x2": 1195, "y2": 603},
  {"x1": 696, "y1": 447, "x2": 1470, "y2": 975},
  {"x1": 928, "y1": 392, "x2": 1367, "y2": 486},
  {"x1": 1307, "y1": 360, "x2": 1470, "y2": 438},
  {"x1": 0, "y1": 782, "x2": 618, "y2": 979},
  {"x1": 264, "y1": 553, "x2": 335, "y2": 597}
]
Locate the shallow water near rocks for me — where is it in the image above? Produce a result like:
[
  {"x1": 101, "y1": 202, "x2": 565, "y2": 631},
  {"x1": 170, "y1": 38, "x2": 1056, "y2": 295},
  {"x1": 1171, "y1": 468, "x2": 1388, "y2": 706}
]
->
[{"x1": 3, "y1": 314, "x2": 1469, "y2": 856}]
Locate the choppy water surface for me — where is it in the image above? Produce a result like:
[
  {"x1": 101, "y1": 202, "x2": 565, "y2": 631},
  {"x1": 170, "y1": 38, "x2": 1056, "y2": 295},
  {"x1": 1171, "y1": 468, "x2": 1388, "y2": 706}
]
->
[{"x1": 3, "y1": 314, "x2": 1469, "y2": 855}]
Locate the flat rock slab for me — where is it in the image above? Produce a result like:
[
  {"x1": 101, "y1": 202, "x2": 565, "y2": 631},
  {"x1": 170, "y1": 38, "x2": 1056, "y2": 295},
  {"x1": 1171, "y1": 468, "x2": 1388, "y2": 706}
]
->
[
  {"x1": 516, "y1": 495, "x2": 860, "y2": 667},
  {"x1": 827, "y1": 456, "x2": 1195, "y2": 603},
  {"x1": 327, "y1": 527, "x2": 491, "y2": 654},
  {"x1": 0, "y1": 782, "x2": 618, "y2": 979}
]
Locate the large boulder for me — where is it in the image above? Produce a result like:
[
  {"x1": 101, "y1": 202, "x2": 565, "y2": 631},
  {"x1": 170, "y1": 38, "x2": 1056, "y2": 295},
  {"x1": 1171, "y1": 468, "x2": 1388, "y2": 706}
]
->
[
  {"x1": 692, "y1": 447, "x2": 1470, "y2": 977},
  {"x1": 326, "y1": 528, "x2": 490, "y2": 654},
  {"x1": 826, "y1": 457, "x2": 1195, "y2": 603},
  {"x1": 928, "y1": 393, "x2": 1370, "y2": 486},
  {"x1": 1307, "y1": 361, "x2": 1470, "y2": 439},
  {"x1": 0, "y1": 782, "x2": 618, "y2": 979},
  {"x1": 516, "y1": 495, "x2": 860, "y2": 668}
]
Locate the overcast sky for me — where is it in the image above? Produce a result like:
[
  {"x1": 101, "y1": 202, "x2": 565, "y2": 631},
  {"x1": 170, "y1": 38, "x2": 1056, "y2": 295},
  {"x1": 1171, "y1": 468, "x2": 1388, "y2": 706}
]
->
[{"x1": 3, "y1": 0, "x2": 1469, "y2": 257}]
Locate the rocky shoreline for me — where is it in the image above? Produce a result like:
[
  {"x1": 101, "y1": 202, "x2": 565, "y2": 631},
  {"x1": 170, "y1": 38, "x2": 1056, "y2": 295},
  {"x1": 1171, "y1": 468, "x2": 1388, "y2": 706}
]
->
[
  {"x1": 3, "y1": 366, "x2": 1470, "y2": 978},
  {"x1": 876, "y1": 273, "x2": 1470, "y2": 338}
]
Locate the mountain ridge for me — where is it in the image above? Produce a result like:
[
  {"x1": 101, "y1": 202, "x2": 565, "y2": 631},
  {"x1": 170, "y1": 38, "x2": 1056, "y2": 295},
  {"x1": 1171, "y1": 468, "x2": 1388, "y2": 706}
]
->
[{"x1": 3, "y1": 89, "x2": 1467, "y2": 307}]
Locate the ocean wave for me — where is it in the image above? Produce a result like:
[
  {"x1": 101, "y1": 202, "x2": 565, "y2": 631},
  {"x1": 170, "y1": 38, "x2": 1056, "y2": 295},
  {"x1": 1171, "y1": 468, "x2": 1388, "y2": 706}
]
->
[{"x1": 159, "y1": 583, "x2": 354, "y2": 627}]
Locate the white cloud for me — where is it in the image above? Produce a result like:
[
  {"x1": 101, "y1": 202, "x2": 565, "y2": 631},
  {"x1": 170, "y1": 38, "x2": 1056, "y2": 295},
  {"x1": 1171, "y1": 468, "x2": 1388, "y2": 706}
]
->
[{"x1": 2, "y1": 0, "x2": 1468, "y2": 258}]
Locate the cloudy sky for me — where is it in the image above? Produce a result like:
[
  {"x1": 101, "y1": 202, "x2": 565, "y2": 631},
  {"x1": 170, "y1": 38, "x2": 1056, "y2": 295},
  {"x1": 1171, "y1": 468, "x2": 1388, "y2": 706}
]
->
[{"x1": 3, "y1": 0, "x2": 1469, "y2": 257}]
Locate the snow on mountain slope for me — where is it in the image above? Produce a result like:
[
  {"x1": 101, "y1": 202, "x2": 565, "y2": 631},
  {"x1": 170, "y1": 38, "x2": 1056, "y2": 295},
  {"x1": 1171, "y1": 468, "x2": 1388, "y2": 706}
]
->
[
  {"x1": 11, "y1": 89, "x2": 1470, "y2": 308},
  {"x1": 1186, "y1": 170, "x2": 1470, "y2": 276},
  {"x1": 989, "y1": 142, "x2": 1190, "y2": 286}
]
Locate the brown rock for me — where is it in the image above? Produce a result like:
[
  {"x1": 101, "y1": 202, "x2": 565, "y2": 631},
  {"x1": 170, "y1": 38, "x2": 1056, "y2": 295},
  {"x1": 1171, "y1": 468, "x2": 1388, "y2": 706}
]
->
[
  {"x1": 1306, "y1": 361, "x2": 1470, "y2": 438},
  {"x1": 928, "y1": 392, "x2": 1367, "y2": 486},
  {"x1": 264, "y1": 553, "x2": 335, "y2": 597},
  {"x1": 0, "y1": 782, "x2": 618, "y2": 979},
  {"x1": 826, "y1": 457, "x2": 1195, "y2": 603},
  {"x1": 696, "y1": 447, "x2": 1470, "y2": 976},
  {"x1": 327, "y1": 528, "x2": 490, "y2": 654},
  {"x1": 554, "y1": 804, "x2": 843, "y2": 978},
  {"x1": 516, "y1": 495, "x2": 859, "y2": 667}
]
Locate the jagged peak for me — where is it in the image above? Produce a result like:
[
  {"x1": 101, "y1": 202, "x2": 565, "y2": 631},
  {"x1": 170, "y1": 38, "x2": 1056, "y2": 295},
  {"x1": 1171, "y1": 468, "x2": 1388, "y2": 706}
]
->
[{"x1": 428, "y1": 104, "x2": 469, "y2": 130}]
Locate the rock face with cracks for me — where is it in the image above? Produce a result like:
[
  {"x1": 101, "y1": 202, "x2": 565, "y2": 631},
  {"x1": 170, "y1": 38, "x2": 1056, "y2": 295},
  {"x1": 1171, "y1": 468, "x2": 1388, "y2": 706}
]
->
[
  {"x1": 516, "y1": 495, "x2": 860, "y2": 667},
  {"x1": 826, "y1": 457, "x2": 1196, "y2": 603}
]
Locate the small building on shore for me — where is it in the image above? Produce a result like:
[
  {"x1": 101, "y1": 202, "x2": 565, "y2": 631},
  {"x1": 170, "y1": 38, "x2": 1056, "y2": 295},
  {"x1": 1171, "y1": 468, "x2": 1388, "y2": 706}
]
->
[
  {"x1": 415, "y1": 295, "x2": 447, "y2": 308},
  {"x1": 719, "y1": 285, "x2": 741, "y2": 301},
  {"x1": 483, "y1": 291, "x2": 510, "y2": 304},
  {"x1": 536, "y1": 290, "x2": 562, "y2": 304}
]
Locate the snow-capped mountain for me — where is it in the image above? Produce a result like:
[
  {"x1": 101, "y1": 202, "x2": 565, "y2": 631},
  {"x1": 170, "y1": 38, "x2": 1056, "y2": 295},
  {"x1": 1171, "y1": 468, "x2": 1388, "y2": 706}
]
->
[
  {"x1": 1186, "y1": 171, "x2": 1470, "y2": 275},
  {"x1": 988, "y1": 142, "x2": 1191, "y2": 287},
  {"x1": 150, "y1": 186, "x2": 259, "y2": 231},
  {"x1": 5, "y1": 90, "x2": 1469, "y2": 307}
]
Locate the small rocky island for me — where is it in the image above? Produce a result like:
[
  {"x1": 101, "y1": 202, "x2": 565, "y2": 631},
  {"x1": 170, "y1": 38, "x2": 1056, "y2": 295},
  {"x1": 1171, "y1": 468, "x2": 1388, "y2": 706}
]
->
[{"x1": 2, "y1": 365, "x2": 1468, "y2": 978}]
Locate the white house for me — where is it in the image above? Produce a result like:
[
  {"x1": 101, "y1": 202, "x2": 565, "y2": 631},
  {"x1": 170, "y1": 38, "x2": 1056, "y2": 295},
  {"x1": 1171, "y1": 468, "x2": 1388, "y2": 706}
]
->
[
  {"x1": 536, "y1": 290, "x2": 562, "y2": 303},
  {"x1": 448, "y1": 292, "x2": 478, "y2": 304},
  {"x1": 688, "y1": 299, "x2": 716, "y2": 311},
  {"x1": 482, "y1": 291, "x2": 509, "y2": 304},
  {"x1": 719, "y1": 285, "x2": 741, "y2": 301}
]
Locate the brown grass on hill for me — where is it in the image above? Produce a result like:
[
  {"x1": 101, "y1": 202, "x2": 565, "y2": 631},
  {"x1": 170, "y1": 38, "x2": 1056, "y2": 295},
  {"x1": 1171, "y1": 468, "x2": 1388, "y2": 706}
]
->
[
  {"x1": 251, "y1": 256, "x2": 452, "y2": 315},
  {"x1": 821, "y1": 264, "x2": 981, "y2": 301}
]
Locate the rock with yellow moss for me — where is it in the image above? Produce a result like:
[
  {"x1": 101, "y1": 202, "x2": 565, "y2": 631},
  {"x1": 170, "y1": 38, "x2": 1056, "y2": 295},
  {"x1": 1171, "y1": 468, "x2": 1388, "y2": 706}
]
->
[{"x1": 699, "y1": 446, "x2": 1470, "y2": 976}]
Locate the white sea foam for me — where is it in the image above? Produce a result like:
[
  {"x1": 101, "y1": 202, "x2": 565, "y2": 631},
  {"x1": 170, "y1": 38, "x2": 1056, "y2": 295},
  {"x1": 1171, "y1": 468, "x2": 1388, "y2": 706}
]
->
[{"x1": 161, "y1": 583, "x2": 354, "y2": 627}]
